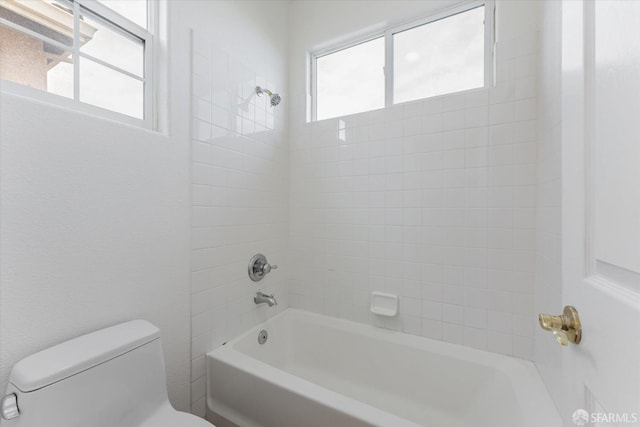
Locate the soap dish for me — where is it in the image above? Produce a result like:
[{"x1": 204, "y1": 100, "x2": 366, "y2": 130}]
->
[{"x1": 370, "y1": 292, "x2": 398, "y2": 317}]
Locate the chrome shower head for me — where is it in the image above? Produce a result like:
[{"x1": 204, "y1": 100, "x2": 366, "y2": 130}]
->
[
  {"x1": 255, "y1": 86, "x2": 281, "y2": 107},
  {"x1": 269, "y1": 93, "x2": 281, "y2": 107}
]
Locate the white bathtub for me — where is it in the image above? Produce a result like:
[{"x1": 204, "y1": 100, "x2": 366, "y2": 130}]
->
[{"x1": 206, "y1": 309, "x2": 561, "y2": 427}]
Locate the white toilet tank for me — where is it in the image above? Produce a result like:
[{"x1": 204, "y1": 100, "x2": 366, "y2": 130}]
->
[{"x1": 0, "y1": 320, "x2": 210, "y2": 427}]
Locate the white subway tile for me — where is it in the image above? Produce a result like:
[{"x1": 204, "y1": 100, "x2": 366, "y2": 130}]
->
[
  {"x1": 489, "y1": 102, "x2": 515, "y2": 125},
  {"x1": 421, "y1": 300, "x2": 442, "y2": 320},
  {"x1": 403, "y1": 100, "x2": 424, "y2": 119},
  {"x1": 487, "y1": 330, "x2": 513, "y2": 355},
  {"x1": 442, "y1": 303, "x2": 464, "y2": 324},
  {"x1": 489, "y1": 123, "x2": 515, "y2": 146},
  {"x1": 465, "y1": 89, "x2": 489, "y2": 108},
  {"x1": 404, "y1": 117, "x2": 422, "y2": 136},
  {"x1": 191, "y1": 355, "x2": 206, "y2": 382},
  {"x1": 514, "y1": 99, "x2": 537, "y2": 121},
  {"x1": 421, "y1": 114, "x2": 443, "y2": 134},
  {"x1": 442, "y1": 323, "x2": 464, "y2": 344},
  {"x1": 401, "y1": 316, "x2": 422, "y2": 335},
  {"x1": 191, "y1": 333, "x2": 210, "y2": 360},
  {"x1": 488, "y1": 310, "x2": 513, "y2": 333},
  {"x1": 421, "y1": 319, "x2": 442, "y2": 339},
  {"x1": 442, "y1": 170, "x2": 466, "y2": 188},
  {"x1": 191, "y1": 377, "x2": 206, "y2": 403},
  {"x1": 443, "y1": 110, "x2": 466, "y2": 131},
  {"x1": 191, "y1": 19, "x2": 541, "y2": 370},
  {"x1": 512, "y1": 314, "x2": 535, "y2": 338},
  {"x1": 465, "y1": 106, "x2": 489, "y2": 128},
  {"x1": 515, "y1": 77, "x2": 537, "y2": 100},
  {"x1": 422, "y1": 97, "x2": 444, "y2": 115},
  {"x1": 443, "y1": 149, "x2": 465, "y2": 169},
  {"x1": 464, "y1": 307, "x2": 487, "y2": 328},
  {"x1": 512, "y1": 336, "x2": 534, "y2": 359},
  {"x1": 192, "y1": 141, "x2": 212, "y2": 164},
  {"x1": 443, "y1": 92, "x2": 466, "y2": 111},
  {"x1": 463, "y1": 326, "x2": 487, "y2": 350},
  {"x1": 489, "y1": 80, "x2": 515, "y2": 104},
  {"x1": 465, "y1": 127, "x2": 489, "y2": 148},
  {"x1": 422, "y1": 283, "x2": 443, "y2": 302}
]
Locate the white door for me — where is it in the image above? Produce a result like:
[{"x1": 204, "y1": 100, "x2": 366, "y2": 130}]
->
[{"x1": 562, "y1": 0, "x2": 640, "y2": 425}]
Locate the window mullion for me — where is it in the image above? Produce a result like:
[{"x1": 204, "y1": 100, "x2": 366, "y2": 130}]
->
[
  {"x1": 487, "y1": 0, "x2": 497, "y2": 88},
  {"x1": 146, "y1": 0, "x2": 155, "y2": 127},
  {"x1": 311, "y1": 54, "x2": 317, "y2": 122},
  {"x1": 76, "y1": 0, "x2": 150, "y2": 40},
  {"x1": 78, "y1": 52, "x2": 144, "y2": 81},
  {"x1": 73, "y1": 0, "x2": 80, "y2": 103},
  {"x1": 143, "y1": 34, "x2": 153, "y2": 127},
  {"x1": 384, "y1": 30, "x2": 393, "y2": 108}
]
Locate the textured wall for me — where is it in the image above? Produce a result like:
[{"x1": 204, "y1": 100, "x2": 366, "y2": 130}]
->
[
  {"x1": 0, "y1": 25, "x2": 47, "y2": 90},
  {"x1": 0, "y1": 94, "x2": 192, "y2": 410}
]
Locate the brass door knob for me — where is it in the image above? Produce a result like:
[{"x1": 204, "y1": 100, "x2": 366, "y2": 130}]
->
[{"x1": 539, "y1": 306, "x2": 582, "y2": 346}]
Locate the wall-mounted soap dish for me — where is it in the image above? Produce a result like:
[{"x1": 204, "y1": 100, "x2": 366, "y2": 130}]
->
[{"x1": 370, "y1": 292, "x2": 398, "y2": 317}]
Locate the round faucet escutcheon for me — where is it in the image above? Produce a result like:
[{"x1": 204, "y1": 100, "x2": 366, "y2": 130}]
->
[{"x1": 248, "y1": 254, "x2": 278, "y2": 282}]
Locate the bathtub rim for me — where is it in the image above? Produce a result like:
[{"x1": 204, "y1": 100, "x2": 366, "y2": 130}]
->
[
  {"x1": 208, "y1": 347, "x2": 423, "y2": 427},
  {"x1": 206, "y1": 308, "x2": 562, "y2": 427}
]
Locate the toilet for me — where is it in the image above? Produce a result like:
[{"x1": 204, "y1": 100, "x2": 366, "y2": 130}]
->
[{"x1": 0, "y1": 320, "x2": 212, "y2": 427}]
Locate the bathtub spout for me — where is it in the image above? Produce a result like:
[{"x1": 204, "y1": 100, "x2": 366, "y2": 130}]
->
[{"x1": 254, "y1": 292, "x2": 277, "y2": 307}]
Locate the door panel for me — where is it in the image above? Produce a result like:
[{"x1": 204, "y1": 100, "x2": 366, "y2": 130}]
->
[
  {"x1": 562, "y1": 0, "x2": 640, "y2": 423},
  {"x1": 593, "y1": 1, "x2": 640, "y2": 276}
]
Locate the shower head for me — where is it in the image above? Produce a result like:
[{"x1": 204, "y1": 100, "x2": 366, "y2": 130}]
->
[
  {"x1": 255, "y1": 86, "x2": 281, "y2": 107},
  {"x1": 269, "y1": 93, "x2": 281, "y2": 107}
]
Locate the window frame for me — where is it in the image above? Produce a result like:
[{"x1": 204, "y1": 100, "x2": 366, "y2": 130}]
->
[
  {"x1": 0, "y1": 0, "x2": 156, "y2": 129},
  {"x1": 310, "y1": 0, "x2": 495, "y2": 122}
]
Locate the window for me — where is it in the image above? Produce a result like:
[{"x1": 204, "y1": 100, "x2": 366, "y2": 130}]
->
[
  {"x1": 0, "y1": 0, "x2": 153, "y2": 126},
  {"x1": 315, "y1": 37, "x2": 385, "y2": 121},
  {"x1": 393, "y1": 5, "x2": 485, "y2": 104},
  {"x1": 311, "y1": 1, "x2": 493, "y2": 121}
]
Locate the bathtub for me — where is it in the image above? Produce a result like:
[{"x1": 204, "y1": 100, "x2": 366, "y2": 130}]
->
[{"x1": 206, "y1": 309, "x2": 561, "y2": 427}]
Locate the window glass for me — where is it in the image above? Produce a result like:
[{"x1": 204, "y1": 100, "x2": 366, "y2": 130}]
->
[
  {"x1": 0, "y1": 1, "x2": 74, "y2": 96},
  {"x1": 47, "y1": 59, "x2": 74, "y2": 99},
  {"x1": 0, "y1": 0, "x2": 151, "y2": 122},
  {"x1": 96, "y1": 0, "x2": 147, "y2": 29},
  {"x1": 80, "y1": 8, "x2": 144, "y2": 77},
  {"x1": 0, "y1": 0, "x2": 74, "y2": 45},
  {"x1": 80, "y1": 57, "x2": 143, "y2": 119},
  {"x1": 316, "y1": 37, "x2": 385, "y2": 121},
  {"x1": 393, "y1": 6, "x2": 485, "y2": 104}
]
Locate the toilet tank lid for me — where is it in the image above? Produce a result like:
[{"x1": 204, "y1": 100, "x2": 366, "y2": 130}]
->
[{"x1": 10, "y1": 320, "x2": 160, "y2": 392}]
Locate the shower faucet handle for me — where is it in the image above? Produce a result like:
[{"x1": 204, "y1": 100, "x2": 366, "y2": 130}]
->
[
  {"x1": 263, "y1": 263, "x2": 278, "y2": 274},
  {"x1": 248, "y1": 254, "x2": 277, "y2": 282}
]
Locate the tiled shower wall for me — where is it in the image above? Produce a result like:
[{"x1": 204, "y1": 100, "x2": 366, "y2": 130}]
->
[
  {"x1": 189, "y1": 31, "x2": 288, "y2": 415},
  {"x1": 534, "y1": 0, "x2": 564, "y2": 413},
  {"x1": 288, "y1": 7, "x2": 540, "y2": 359}
]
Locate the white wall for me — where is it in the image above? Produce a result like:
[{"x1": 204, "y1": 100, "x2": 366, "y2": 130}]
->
[
  {"x1": 1, "y1": 0, "x2": 563, "y2": 417},
  {"x1": 0, "y1": 1, "x2": 201, "y2": 411},
  {"x1": 287, "y1": 0, "x2": 540, "y2": 358},
  {"x1": 0, "y1": 96, "x2": 192, "y2": 409},
  {"x1": 534, "y1": 0, "x2": 564, "y2": 415},
  {"x1": 0, "y1": 1, "x2": 289, "y2": 415},
  {"x1": 175, "y1": 0, "x2": 290, "y2": 417}
]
